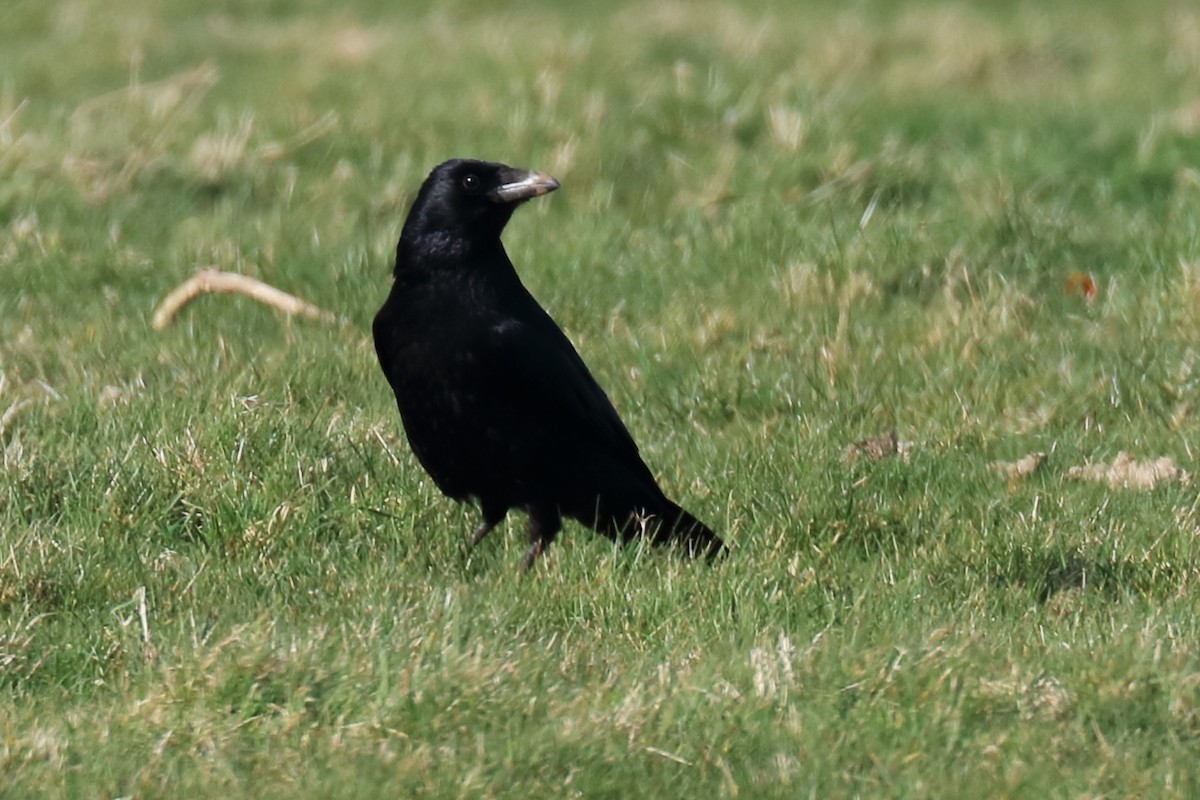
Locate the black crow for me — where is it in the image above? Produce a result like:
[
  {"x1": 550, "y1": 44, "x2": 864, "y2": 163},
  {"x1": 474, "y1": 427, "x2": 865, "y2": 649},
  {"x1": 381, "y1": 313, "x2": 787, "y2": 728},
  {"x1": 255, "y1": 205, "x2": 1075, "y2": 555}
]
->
[{"x1": 373, "y1": 158, "x2": 724, "y2": 568}]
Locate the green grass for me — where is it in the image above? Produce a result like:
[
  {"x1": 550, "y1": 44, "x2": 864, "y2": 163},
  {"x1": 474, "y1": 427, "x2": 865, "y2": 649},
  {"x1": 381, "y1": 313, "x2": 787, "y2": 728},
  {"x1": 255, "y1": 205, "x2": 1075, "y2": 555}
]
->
[{"x1": 3, "y1": 0, "x2": 1200, "y2": 796}]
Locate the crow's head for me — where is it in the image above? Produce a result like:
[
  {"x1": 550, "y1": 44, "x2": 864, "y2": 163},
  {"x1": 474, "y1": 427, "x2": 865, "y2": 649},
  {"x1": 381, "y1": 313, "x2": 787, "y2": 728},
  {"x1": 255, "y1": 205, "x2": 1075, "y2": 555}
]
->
[{"x1": 401, "y1": 159, "x2": 559, "y2": 246}]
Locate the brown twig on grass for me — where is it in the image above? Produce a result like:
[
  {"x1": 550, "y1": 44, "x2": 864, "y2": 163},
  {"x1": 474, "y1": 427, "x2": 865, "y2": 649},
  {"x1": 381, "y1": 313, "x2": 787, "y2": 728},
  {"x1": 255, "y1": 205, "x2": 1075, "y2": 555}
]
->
[{"x1": 152, "y1": 268, "x2": 336, "y2": 330}]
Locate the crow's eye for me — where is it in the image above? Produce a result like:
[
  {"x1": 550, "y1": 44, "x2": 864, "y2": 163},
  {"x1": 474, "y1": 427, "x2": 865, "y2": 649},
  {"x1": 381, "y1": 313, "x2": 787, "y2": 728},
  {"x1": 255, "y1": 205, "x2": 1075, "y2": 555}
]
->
[{"x1": 462, "y1": 174, "x2": 481, "y2": 193}]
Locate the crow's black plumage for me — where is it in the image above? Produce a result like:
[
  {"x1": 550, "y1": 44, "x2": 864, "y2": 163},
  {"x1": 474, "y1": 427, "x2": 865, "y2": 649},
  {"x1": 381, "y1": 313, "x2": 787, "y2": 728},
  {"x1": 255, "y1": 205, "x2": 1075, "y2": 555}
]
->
[{"x1": 372, "y1": 158, "x2": 724, "y2": 568}]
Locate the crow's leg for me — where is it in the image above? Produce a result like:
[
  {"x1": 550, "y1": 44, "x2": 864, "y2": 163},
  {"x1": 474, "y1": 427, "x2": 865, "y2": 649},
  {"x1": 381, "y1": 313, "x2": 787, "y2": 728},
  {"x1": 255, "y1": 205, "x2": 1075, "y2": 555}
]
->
[
  {"x1": 470, "y1": 500, "x2": 508, "y2": 548},
  {"x1": 521, "y1": 504, "x2": 562, "y2": 570}
]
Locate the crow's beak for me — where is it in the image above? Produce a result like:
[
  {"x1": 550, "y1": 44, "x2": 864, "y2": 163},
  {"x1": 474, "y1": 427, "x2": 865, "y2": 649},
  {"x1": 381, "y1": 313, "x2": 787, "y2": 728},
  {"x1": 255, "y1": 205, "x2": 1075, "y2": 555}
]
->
[{"x1": 490, "y1": 170, "x2": 560, "y2": 203}]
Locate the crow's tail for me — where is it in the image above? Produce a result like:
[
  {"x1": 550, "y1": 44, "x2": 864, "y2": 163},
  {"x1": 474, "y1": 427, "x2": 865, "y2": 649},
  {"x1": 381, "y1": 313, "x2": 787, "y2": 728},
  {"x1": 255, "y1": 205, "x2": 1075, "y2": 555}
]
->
[
  {"x1": 582, "y1": 492, "x2": 726, "y2": 559},
  {"x1": 655, "y1": 500, "x2": 725, "y2": 560}
]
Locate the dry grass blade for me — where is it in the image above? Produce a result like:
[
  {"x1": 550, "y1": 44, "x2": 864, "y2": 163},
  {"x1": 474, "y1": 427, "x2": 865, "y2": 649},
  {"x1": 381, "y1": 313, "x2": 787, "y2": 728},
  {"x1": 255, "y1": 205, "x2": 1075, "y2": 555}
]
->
[
  {"x1": 644, "y1": 746, "x2": 693, "y2": 766},
  {"x1": 0, "y1": 399, "x2": 33, "y2": 439},
  {"x1": 0, "y1": 97, "x2": 27, "y2": 141},
  {"x1": 1065, "y1": 451, "x2": 1189, "y2": 490},
  {"x1": 152, "y1": 268, "x2": 336, "y2": 330},
  {"x1": 256, "y1": 111, "x2": 339, "y2": 162},
  {"x1": 70, "y1": 62, "x2": 219, "y2": 125},
  {"x1": 989, "y1": 452, "x2": 1047, "y2": 481}
]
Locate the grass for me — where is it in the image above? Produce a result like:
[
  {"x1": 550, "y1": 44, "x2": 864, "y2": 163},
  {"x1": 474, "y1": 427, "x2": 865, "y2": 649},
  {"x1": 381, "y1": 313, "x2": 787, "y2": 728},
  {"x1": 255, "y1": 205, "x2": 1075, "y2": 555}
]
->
[{"x1": 3, "y1": 0, "x2": 1200, "y2": 796}]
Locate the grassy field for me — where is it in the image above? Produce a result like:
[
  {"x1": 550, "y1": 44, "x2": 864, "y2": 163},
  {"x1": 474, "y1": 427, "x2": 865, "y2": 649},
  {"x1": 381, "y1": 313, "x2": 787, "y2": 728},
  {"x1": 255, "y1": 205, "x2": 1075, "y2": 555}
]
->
[{"x1": 3, "y1": 0, "x2": 1200, "y2": 796}]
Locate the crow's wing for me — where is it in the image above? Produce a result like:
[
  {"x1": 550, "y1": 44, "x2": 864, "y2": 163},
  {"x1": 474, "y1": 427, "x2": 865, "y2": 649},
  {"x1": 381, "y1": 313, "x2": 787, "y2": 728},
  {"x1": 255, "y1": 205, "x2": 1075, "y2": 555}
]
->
[{"x1": 477, "y1": 302, "x2": 658, "y2": 490}]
